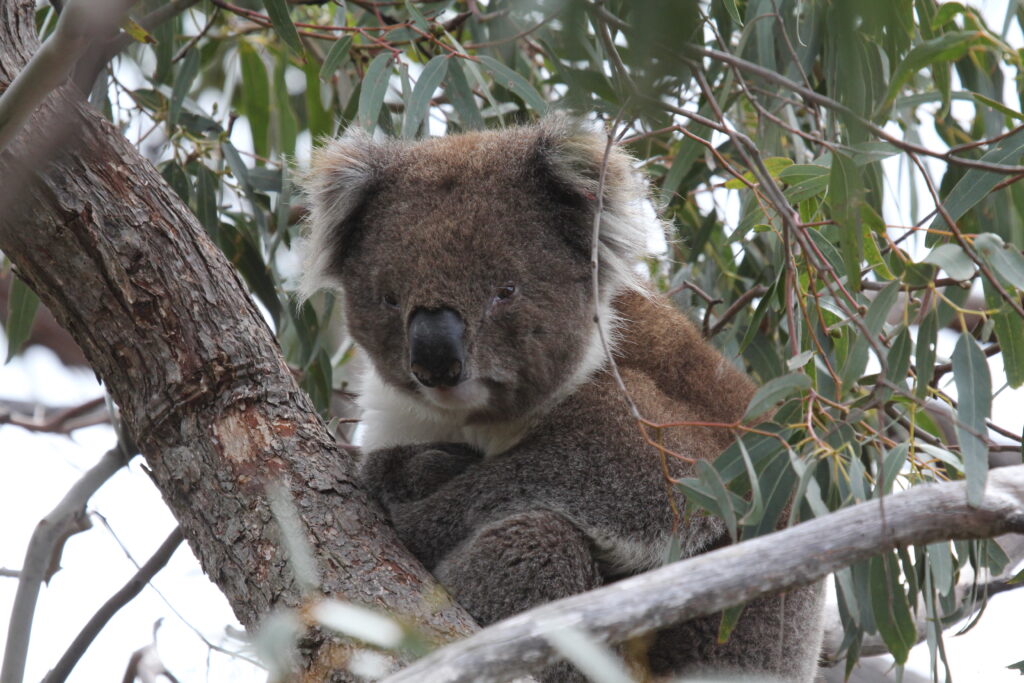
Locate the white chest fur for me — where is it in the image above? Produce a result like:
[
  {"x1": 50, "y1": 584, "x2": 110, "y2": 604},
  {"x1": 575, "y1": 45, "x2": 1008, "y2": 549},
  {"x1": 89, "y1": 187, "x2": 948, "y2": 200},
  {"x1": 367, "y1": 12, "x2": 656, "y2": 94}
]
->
[{"x1": 356, "y1": 364, "x2": 533, "y2": 457}]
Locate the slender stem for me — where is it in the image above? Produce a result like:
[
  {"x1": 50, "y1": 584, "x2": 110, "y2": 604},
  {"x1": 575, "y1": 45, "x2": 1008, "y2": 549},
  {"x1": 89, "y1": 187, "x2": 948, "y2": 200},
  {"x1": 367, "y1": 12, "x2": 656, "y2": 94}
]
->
[
  {"x1": 1, "y1": 445, "x2": 130, "y2": 683},
  {"x1": 42, "y1": 528, "x2": 184, "y2": 683}
]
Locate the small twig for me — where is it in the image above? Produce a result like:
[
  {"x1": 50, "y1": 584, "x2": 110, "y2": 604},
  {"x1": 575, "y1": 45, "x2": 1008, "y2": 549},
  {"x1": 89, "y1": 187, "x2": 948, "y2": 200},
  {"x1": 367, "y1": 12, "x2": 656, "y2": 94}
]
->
[
  {"x1": 42, "y1": 528, "x2": 185, "y2": 683},
  {"x1": 1, "y1": 444, "x2": 131, "y2": 683},
  {"x1": 0, "y1": 568, "x2": 20, "y2": 579},
  {"x1": 707, "y1": 285, "x2": 769, "y2": 338},
  {"x1": 691, "y1": 46, "x2": 1024, "y2": 175},
  {"x1": 0, "y1": 396, "x2": 109, "y2": 434}
]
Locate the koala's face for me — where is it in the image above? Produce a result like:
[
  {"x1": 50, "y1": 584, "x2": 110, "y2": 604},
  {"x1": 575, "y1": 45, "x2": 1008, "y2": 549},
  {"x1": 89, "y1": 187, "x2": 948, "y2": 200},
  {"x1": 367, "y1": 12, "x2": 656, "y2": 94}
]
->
[
  {"x1": 340, "y1": 134, "x2": 597, "y2": 421},
  {"x1": 303, "y1": 116, "x2": 648, "y2": 422}
]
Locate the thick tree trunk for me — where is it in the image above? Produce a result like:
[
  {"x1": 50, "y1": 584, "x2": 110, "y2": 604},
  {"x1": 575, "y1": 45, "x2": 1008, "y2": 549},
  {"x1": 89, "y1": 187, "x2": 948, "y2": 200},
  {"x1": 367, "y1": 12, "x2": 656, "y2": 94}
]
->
[{"x1": 0, "y1": 0, "x2": 476, "y2": 677}]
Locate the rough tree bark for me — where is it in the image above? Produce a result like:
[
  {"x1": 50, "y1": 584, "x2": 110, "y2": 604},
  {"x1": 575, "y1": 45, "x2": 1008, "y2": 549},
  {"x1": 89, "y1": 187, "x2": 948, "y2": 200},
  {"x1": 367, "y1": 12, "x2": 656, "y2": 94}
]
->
[{"x1": 0, "y1": 0, "x2": 476, "y2": 678}]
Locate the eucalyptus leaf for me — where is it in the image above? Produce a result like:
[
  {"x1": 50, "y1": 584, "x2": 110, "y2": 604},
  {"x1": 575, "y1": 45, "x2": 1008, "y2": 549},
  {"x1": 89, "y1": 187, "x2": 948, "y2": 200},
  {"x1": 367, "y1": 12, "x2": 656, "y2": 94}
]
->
[{"x1": 952, "y1": 333, "x2": 991, "y2": 507}]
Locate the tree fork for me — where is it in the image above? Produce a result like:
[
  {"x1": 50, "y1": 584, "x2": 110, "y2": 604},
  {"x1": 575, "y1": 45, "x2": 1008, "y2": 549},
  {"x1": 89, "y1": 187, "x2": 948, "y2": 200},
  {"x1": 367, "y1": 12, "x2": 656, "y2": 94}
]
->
[{"x1": 0, "y1": 0, "x2": 476, "y2": 678}]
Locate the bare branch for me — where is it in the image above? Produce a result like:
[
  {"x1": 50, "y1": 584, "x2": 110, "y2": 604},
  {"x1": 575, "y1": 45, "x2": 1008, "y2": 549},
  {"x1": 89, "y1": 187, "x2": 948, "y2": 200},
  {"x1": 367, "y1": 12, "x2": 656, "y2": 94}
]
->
[
  {"x1": 0, "y1": 0, "x2": 132, "y2": 150},
  {"x1": 42, "y1": 527, "x2": 185, "y2": 683},
  {"x1": 1, "y1": 444, "x2": 130, "y2": 683},
  {"x1": 384, "y1": 465, "x2": 1024, "y2": 683}
]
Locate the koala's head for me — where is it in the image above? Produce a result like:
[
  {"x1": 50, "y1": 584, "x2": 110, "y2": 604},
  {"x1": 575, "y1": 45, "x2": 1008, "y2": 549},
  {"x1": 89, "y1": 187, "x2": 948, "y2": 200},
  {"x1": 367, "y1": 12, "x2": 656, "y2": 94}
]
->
[{"x1": 300, "y1": 114, "x2": 653, "y2": 421}]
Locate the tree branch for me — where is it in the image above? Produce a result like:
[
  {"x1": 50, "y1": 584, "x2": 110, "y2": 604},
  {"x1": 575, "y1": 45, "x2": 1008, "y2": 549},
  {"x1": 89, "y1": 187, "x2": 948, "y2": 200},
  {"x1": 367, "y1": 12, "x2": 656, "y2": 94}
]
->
[
  {"x1": 0, "y1": 0, "x2": 131, "y2": 150},
  {"x1": 384, "y1": 465, "x2": 1024, "y2": 683},
  {"x1": 42, "y1": 527, "x2": 185, "y2": 683},
  {"x1": 1, "y1": 444, "x2": 129, "y2": 683}
]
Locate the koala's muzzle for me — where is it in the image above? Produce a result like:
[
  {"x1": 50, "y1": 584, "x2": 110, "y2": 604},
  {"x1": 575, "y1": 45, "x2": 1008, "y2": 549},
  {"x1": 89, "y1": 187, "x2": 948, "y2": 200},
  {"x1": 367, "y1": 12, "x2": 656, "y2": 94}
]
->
[{"x1": 408, "y1": 307, "x2": 465, "y2": 388}]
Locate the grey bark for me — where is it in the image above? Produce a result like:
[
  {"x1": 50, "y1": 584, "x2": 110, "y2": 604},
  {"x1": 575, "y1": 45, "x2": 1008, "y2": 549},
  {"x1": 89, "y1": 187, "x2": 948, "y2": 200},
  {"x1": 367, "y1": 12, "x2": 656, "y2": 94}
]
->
[{"x1": 0, "y1": 1, "x2": 476, "y2": 679}]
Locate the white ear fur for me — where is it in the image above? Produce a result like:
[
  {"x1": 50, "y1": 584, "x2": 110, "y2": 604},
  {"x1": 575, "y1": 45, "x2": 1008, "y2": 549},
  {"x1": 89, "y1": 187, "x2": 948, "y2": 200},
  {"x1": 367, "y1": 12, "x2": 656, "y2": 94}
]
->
[
  {"x1": 537, "y1": 113, "x2": 657, "y2": 301},
  {"x1": 298, "y1": 129, "x2": 380, "y2": 302}
]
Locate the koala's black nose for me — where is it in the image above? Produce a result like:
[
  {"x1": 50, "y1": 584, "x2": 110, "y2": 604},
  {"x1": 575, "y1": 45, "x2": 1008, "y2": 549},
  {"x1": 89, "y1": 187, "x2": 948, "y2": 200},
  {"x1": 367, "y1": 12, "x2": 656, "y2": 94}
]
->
[{"x1": 408, "y1": 307, "x2": 465, "y2": 388}]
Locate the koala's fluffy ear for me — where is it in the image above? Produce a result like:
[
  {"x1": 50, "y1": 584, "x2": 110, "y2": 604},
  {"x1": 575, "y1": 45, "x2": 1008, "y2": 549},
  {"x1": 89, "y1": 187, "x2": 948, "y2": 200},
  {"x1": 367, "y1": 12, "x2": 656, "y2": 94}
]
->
[
  {"x1": 298, "y1": 130, "x2": 387, "y2": 301},
  {"x1": 534, "y1": 113, "x2": 655, "y2": 299}
]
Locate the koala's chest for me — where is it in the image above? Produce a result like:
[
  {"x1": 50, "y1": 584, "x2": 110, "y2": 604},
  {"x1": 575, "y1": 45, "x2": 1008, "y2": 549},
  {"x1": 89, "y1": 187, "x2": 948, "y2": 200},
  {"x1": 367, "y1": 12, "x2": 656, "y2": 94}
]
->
[{"x1": 356, "y1": 367, "x2": 533, "y2": 456}]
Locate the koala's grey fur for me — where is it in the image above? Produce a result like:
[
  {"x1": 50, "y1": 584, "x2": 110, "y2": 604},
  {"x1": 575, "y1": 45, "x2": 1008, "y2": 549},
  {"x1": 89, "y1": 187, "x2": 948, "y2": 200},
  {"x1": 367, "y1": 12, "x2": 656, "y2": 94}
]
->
[{"x1": 301, "y1": 114, "x2": 825, "y2": 682}]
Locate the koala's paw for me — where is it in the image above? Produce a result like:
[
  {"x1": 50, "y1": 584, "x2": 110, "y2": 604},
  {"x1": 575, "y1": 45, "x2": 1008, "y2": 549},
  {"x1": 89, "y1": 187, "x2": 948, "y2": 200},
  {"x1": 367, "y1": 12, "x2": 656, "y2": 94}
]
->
[{"x1": 359, "y1": 442, "x2": 483, "y2": 507}]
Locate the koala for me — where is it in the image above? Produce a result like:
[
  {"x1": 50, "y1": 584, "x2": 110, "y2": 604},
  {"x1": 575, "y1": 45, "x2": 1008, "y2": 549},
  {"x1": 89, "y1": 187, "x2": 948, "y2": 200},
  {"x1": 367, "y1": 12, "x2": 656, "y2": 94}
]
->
[{"x1": 300, "y1": 114, "x2": 824, "y2": 682}]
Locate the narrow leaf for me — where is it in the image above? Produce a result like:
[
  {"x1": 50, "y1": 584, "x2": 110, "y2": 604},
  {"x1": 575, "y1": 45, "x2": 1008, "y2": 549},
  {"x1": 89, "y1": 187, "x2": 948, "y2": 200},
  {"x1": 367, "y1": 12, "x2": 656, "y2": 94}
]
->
[
  {"x1": 974, "y1": 232, "x2": 1024, "y2": 291},
  {"x1": 358, "y1": 53, "x2": 394, "y2": 131},
  {"x1": 930, "y1": 129, "x2": 1024, "y2": 231},
  {"x1": 262, "y1": 0, "x2": 303, "y2": 55},
  {"x1": 922, "y1": 243, "x2": 976, "y2": 281},
  {"x1": 743, "y1": 372, "x2": 812, "y2": 421},
  {"x1": 168, "y1": 48, "x2": 200, "y2": 128},
  {"x1": 239, "y1": 43, "x2": 270, "y2": 159},
  {"x1": 993, "y1": 308, "x2": 1024, "y2": 388},
  {"x1": 915, "y1": 309, "x2": 938, "y2": 398},
  {"x1": 5, "y1": 275, "x2": 39, "y2": 362},
  {"x1": 477, "y1": 55, "x2": 548, "y2": 114},
  {"x1": 319, "y1": 36, "x2": 353, "y2": 82},
  {"x1": 403, "y1": 56, "x2": 448, "y2": 139},
  {"x1": 828, "y1": 152, "x2": 863, "y2": 290},
  {"x1": 697, "y1": 460, "x2": 738, "y2": 542},
  {"x1": 445, "y1": 59, "x2": 484, "y2": 130},
  {"x1": 952, "y1": 333, "x2": 992, "y2": 507}
]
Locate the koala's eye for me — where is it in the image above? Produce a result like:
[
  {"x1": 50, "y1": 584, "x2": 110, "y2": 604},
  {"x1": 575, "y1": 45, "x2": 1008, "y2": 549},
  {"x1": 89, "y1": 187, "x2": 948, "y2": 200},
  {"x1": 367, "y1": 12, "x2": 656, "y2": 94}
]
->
[
  {"x1": 382, "y1": 292, "x2": 399, "y2": 309},
  {"x1": 494, "y1": 283, "x2": 517, "y2": 301}
]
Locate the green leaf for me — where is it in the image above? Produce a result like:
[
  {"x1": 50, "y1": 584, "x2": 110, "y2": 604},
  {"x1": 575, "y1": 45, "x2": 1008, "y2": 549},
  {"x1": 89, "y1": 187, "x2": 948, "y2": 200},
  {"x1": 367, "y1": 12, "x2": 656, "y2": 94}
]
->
[
  {"x1": 403, "y1": 56, "x2": 448, "y2": 139},
  {"x1": 778, "y1": 163, "x2": 828, "y2": 184},
  {"x1": 262, "y1": 0, "x2": 303, "y2": 55},
  {"x1": 879, "y1": 443, "x2": 908, "y2": 495},
  {"x1": 885, "y1": 327, "x2": 913, "y2": 387},
  {"x1": 161, "y1": 161, "x2": 190, "y2": 204},
  {"x1": 927, "y1": 541, "x2": 955, "y2": 597},
  {"x1": 974, "y1": 233, "x2": 1024, "y2": 291},
  {"x1": 869, "y1": 554, "x2": 916, "y2": 663},
  {"x1": 719, "y1": 0, "x2": 742, "y2": 25},
  {"x1": 930, "y1": 129, "x2": 1024, "y2": 232},
  {"x1": 5, "y1": 274, "x2": 39, "y2": 362},
  {"x1": 840, "y1": 281, "x2": 901, "y2": 389},
  {"x1": 922, "y1": 243, "x2": 976, "y2": 281},
  {"x1": 864, "y1": 230, "x2": 895, "y2": 280},
  {"x1": 971, "y1": 92, "x2": 1024, "y2": 123},
  {"x1": 952, "y1": 333, "x2": 991, "y2": 507},
  {"x1": 221, "y1": 141, "x2": 251, "y2": 195},
  {"x1": 931, "y1": 2, "x2": 965, "y2": 28},
  {"x1": 358, "y1": 53, "x2": 394, "y2": 131},
  {"x1": 274, "y1": 52, "x2": 298, "y2": 157},
  {"x1": 319, "y1": 36, "x2": 353, "y2": 82},
  {"x1": 993, "y1": 307, "x2": 1024, "y2": 388},
  {"x1": 743, "y1": 372, "x2": 812, "y2": 421},
  {"x1": 239, "y1": 43, "x2": 270, "y2": 159},
  {"x1": 915, "y1": 309, "x2": 938, "y2": 399},
  {"x1": 303, "y1": 59, "x2": 332, "y2": 140},
  {"x1": 723, "y1": 156, "x2": 793, "y2": 189},
  {"x1": 717, "y1": 604, "x2": 745, "y2": 644},
  {"x1": 882, "y1": 31, "x2": 985, "y2": 112},
  {"x1": 828, "y1": 152, "x2": 864, "y2": 290},
  {"x1": 445, "y1": 59, "x2": 484, "y2": 130},
  {"x1": 698, "y1": 460, "x2": 738, "y2": 542},
  {"x1": 477, "y1": 55, "x2": 548, "y2": 115},
  {"x1": 192, "y1": 163, "x2": 219, "y2": 240},
  {"x1": 168, "y1": 47, "x2": 200, "y2": 128},
  {"x1": 735, "y1": 437, "x2": 764, "y2": 526},
  {"x1": 220, "y1": 220, "x2": 282, "y2": 327},
  {"x1": 404, "y1": 0, "x2": 429, "y2": 31}
]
